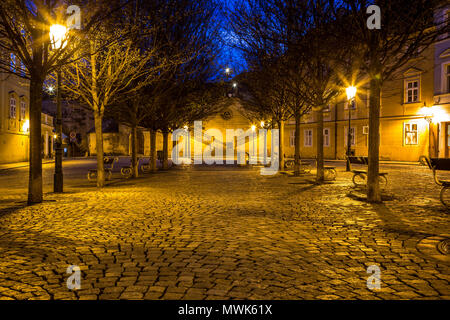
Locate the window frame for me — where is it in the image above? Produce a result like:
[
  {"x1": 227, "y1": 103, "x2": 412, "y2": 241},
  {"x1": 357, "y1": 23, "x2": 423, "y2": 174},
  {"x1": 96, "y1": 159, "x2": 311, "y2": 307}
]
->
[
  {"x1": 404, "y1": 122, "x2": 419, "y2": 146},
  {"x1": 404, "y1": 79, "x2": 420, "y2": 103},
  {"x1": 20, "y1": 100, "x2": 26, "y2": 120},
  {"x1": 443, "y1": 62, "x2": 450, "y2": 94},
  {"x1": 344, "y1": 126, "x2": 356, "y2": 146},
  {"x1": 323, "y1": 128, "x2": 330, "y2": 147},
  {"x1": 9, "y1": 97, "x2": 17, "y2": 119},
  {"x1": 289, "y1": 129, "x2": 295, "y2": 147},
  {"x1": 304, "y1": 129, "x2": 313, "y2": 147}
]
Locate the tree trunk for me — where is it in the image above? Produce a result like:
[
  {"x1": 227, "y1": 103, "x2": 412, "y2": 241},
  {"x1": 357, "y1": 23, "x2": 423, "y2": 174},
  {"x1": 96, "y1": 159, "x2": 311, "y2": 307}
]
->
[
  {"x1": 94, "y1": 112, "x2": 105, "y2": 187},
  {"x1": 27, "y1": 75, "x2": 44, "y2": 204},
  {"x1": 131, "y1": 124, "x2": 138, "y2": 178},
  {"x1": 162, "y1": 131, "x2": 169, "y2": 170},
  {"x1": 278, "y1": 120, "x2": 285, "y2": 171},
  {"x1": 367, "y1": 78, "x2": 382, "y2": 202},
  {"x1": 316, "y1": 107, "x2": 324, "y2": 182},
  {"x1": 149, "y1": 128, "x2": 157, "y2": 172},
  {"x1": 293, "y1": 113, "x2": 302, "y2": 176}
]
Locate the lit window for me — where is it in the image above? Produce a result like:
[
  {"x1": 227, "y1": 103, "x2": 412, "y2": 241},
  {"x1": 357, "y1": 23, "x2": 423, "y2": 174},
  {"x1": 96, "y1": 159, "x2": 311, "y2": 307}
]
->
[
  {"x1": 405, "y1": 80, "x2": 419, "y2": 103},
  {"x1": 324, "y1": 128, "x2": 330, "y2": 147},
  {"x1": 345, "y1": 127, "x2": 356, "y2": 146},
  {"x1": 304, "y1": 129, "x2": 313, "y2": 147},
  {"x1": 20, "y1": 100, "x2": 26, "y2": 120},
  {"x1": 323, "y1": 104, "x2": 331, "y2": 112},
  {"x1": 9, "y1": 97, "x2": 16, "y2": 119},
  {"x1": 290, "y1": 130, "x2": 295, "y2": 147},
  {"x1": 404, "y1": 123, "x2": 418, "y2": 145}
]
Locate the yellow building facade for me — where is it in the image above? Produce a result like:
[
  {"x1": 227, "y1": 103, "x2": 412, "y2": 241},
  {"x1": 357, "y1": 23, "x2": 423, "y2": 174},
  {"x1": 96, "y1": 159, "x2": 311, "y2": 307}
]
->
[
  {"x1": 283, "y1": 38, "x2": 450, "y2": 162},
  {"x1": 0, "y1": 73, "x2": 55, "y2": 164}
]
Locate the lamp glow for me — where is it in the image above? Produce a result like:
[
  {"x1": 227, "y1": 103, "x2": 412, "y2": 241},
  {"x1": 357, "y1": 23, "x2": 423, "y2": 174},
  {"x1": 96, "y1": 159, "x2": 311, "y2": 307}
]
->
[
  {"x1": 346, "y1": 86, "x2": 357, "y2": 101},
  {"x1": 260, "y1": 121, "x2": 265, "y2": 127},
  {"x1": 49, "y1": 24, "x2": 67, "y2": 50},
  {"x1": 251, "y1": 125, "x2": 256, "y2": 131},
  {"x1": 22, "y1": 119, "x2": 29, "y2": 132}
]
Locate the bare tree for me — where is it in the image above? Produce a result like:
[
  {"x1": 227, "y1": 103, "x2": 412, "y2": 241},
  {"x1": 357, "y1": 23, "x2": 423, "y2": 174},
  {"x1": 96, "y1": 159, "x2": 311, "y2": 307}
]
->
[
  {"x1": 59, "y1": 30, "x2": 160, "y2": 187},
  {"x1": 0, "y1": 0, "x2": 125, "y2": 203},
  {"x1": 342, "y1": 0, "x2": 449, "y2": 202}
]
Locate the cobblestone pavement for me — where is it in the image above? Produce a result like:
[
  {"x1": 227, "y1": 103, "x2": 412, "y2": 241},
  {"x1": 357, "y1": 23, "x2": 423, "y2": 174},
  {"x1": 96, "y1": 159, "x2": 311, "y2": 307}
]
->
[{"x1": 0, "y1": 160, "x2": 449, "y2": 300}]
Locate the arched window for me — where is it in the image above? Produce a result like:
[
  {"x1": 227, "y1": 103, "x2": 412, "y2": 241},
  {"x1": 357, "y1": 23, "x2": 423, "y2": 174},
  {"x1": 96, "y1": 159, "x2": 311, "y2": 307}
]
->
[{"x1": 9, "y1": 96, "x2": 16, "y2": 119}]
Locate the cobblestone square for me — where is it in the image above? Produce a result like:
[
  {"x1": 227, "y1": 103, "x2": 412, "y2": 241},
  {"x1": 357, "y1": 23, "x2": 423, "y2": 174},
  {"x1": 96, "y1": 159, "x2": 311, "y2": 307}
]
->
[{"x1": 0, "y1": 160, "x2": 449, "y2": 300}]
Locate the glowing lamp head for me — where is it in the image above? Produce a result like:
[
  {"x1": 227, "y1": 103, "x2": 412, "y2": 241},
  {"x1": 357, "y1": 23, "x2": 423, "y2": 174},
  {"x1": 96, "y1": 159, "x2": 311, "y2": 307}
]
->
[
  {"x1": 47, "y1": 86, "x2": 54, "y2": 93},
  {"x1": 54, "y1": 134, "x2": 57, "y2": 139},
  {"x1": 346, "y1": 86, "x2": 357, "y2": 101},
  {"x1": 233, "y1": 82, "x2": 237, "y2": 88},
  {"x1": 49, "y1": 24, "x2": 67, "y2": 50},
  {"x1": 260, "y1": 121, "x2": 265, "y2": 127},
  {"x1": 251, "y1": 125, "x2": 256, "y2": 131},
  {"x1": 225, "y1": 68, "x2": 230, "y2": 74}
]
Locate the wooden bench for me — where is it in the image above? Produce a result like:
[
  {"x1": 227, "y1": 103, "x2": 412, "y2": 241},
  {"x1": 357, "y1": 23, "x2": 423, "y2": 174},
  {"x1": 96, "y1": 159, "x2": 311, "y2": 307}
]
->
[
  {"x1": 284, "y1": 159, "x2": 336, "y2": 180},
  {"x1": 284, "y1": 159, "x2": 312, "y2": 173},
  {"x1": 140, "y1": 158, "x2": 152, "y2": 173},
  {"x1": 347, "y1": 156, "x2": 388, "y2": 188},
  {"x1": 87, "y1": 156, "x2": 118, "y2": 182},
  {"x1": 423, "y1": 156, "x2": 450, "y2": 208},
  {"x1": 121, "y1": 157, "x2": 141, "y2": 177}
]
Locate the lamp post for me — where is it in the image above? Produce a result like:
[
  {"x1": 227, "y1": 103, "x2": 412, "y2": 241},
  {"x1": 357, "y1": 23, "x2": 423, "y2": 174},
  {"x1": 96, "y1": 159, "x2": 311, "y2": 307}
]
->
[
  {"x1": 50, "y1": 24, "x2": 67, "y2": 193},
  {"x1": 422, "y1": 105, "x2": 434, "y2": 158},
  {"x1": 346, "y1": 86, "x2": 357, "y2": 171}
]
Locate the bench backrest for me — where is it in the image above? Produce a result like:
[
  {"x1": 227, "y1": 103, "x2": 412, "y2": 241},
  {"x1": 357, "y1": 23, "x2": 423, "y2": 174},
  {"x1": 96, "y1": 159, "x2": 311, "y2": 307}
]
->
[
  {"x1": 347, "y1": 156, "x2": 367, "y2": 165},
  {"x1": 430, "y1": 158, "x2": 450, "y2": 171},
  {"x1": 103, "y1": 157, "x2": 118, "y2": 169}
]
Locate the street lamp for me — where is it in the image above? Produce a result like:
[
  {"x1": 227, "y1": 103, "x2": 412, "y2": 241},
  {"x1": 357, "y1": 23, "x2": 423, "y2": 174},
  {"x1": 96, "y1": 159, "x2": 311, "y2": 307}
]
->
[
  {"x1": 50, "y1": 24, "x2": 68, "y2": 193},
  {"x1": 346, "y1": 86, "x2": 357, "y2": 171}
]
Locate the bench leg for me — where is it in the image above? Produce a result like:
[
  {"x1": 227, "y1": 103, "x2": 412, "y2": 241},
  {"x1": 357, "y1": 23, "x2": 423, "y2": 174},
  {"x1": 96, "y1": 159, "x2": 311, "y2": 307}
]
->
[
  {"x1": 378, "y1": 175, "x2": 388, "y2": 189},
  {"x1": 121, "y1": 167, "x2": 132, "y2": 177},
  {"x1": 352, "y1": 173, "x2": 366, "y2": 187},
  {"x1": 87, "y1": 170, "x2": 97, "y2": 182},
  {"x1": 324, "y1": 168, "x2": 337, "y2": 181},
  {"x1": 440, "y1": 186, "x2": 450, "y2": 209}
]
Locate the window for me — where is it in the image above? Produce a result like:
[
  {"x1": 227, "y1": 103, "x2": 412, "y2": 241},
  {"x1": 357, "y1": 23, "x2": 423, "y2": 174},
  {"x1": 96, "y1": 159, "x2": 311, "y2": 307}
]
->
[
  {"x1": 9, "y1": 97, "x2": 16, "y2": 119},
  {"x1": 304, "y1": 129, "x2": 313, "y2": 147},
  {"x1": 323, "y1": 128, "x2": 330, "y2": 147},
  {"x1": 445, "y1": 64, "x2": 450, "y2": 94},
  {"x1": 289, "y1": 130, "x2": 295, "y2": 147},
  {"x1": 363, "y1": 126, "x2": 369, "y2": 135},
  {"x1": 345, "y1": 127, "x2": 356, "y2": 146},
  {"x1": 20, "y1": 100, "x2": 26, "y2": 120},
  {"x1": 404, "y1": 123, "x2": 418, "y2": 145},
  {"x1": 405, "y1": 80, "x2": 419, "y2": 103},
  {"x1": 323, "y1": 104, "x2": 331, "y2": 112}
]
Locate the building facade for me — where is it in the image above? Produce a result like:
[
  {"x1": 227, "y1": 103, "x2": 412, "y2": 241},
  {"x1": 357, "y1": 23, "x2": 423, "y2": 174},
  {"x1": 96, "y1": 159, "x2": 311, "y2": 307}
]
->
[
  {"x1": 283, "y1": 34, "x2": 450, "y2": 162},
  {"x1": 0, "y1": 73, "x2": 55, "y2": 164}
]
